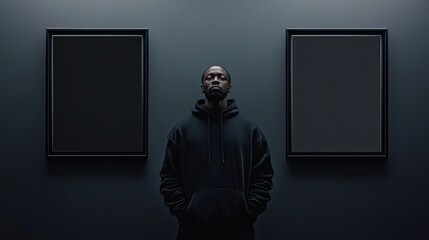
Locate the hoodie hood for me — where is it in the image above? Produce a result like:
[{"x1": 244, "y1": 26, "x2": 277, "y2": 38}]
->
[
  {"x1": 192, "y1": 99, "x2": 239, "y2": 119},
  {"x1": 191, "y1": 99, "x2": 239, "y2": 164}
]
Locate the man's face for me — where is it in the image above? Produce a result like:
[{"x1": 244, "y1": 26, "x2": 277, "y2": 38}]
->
[{"x1": 201, "y1": 66, "x2": 231, "y2": 102}]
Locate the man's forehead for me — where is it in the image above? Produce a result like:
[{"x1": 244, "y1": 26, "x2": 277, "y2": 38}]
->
[{"x1": 204, "y1": 66, "x2": 228, "y2": 75}]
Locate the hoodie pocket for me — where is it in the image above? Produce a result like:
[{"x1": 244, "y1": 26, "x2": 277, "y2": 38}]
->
[{"x1": 186, "y1": 188, "x2": 250, "y2": 227}]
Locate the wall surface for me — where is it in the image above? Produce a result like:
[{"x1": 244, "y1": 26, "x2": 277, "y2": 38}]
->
[{"x1": 1, "y1": 0, "x2": 429, "y2": 239}]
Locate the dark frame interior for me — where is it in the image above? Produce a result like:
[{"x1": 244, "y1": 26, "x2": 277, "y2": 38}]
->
[
  {"x1": 286, "y1": 29, "x2": 388, "y2": 158},
  {"x1": 46, "y1": 28, "x2": 149, "y2": 158}
]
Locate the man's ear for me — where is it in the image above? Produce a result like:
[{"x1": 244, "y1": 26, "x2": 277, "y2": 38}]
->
[
  {"x1": 228, "y1": 84, "x2": 231, "y2": 93},
  {"x1": 201, "y1": 84, "x2": 204, "y2": 93}
]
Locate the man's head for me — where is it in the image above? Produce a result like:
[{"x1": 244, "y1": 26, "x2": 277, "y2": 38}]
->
[{"x1": 201, "y1": 65, "x2": 231, "y2": 102}]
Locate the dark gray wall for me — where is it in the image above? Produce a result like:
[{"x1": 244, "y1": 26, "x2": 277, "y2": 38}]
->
[{"x1": 1, "y1": 0, "x2": 428, "y2": 239}]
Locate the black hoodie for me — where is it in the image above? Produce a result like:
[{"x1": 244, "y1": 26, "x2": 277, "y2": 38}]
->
[{"x1": 160, "y1": 99, "x2": 273, "y2": 239}]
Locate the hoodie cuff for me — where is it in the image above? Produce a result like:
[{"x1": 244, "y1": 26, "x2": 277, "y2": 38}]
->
[{"x1": 176, "y1": 206, "x2": 190, "y2": 223}]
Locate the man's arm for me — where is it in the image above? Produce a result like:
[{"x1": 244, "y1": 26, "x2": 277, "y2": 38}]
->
[
  {"x1": 246, "y1": 136, "x2": 274, "y2": 219},
  {"x1": 160, "y1": 136, "x2": 187, "y2": 216}
]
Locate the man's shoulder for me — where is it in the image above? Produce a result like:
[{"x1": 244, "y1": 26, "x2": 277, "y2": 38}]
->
[
  {"x1": 170, "y1": 114, "x2": 198, "y2": 129},
  {"x1": 167, "y1": 114, "x2": 200, "y2": 138},
  {"x1": 232, "y1": 114, "x2": 263, "y2": 131},
  {"x1": 236, "y1": 115, "x2": 269, "y2": 143}
]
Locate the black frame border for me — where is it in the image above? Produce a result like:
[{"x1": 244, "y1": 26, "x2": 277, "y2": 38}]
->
[
  {"x1": 46, "y1": 28, "x2": 149, "y2": 158},
  {"x1": 286, "y1": 28, "x2": 388, "y2": 158}
]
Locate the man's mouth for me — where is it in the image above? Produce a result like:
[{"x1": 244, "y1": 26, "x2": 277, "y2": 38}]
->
[{"x1": 209, "y1": 86, "x2": 222, "y2": 91}]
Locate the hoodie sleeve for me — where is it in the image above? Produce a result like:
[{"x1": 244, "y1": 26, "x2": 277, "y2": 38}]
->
[
  {"x1": 159, "y1": 135, "x2": 187, "y2": 217},
  {"x1": 246, "y1": 135, "x2": 274, "y2": 218}
]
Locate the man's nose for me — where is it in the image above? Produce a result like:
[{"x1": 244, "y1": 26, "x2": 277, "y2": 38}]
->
[{"x1": 212, "y1": 77, "x2": 220, "y2": 84}]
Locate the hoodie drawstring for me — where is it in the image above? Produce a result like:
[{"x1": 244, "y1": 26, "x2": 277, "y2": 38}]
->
[{"x1": 207, "y1": 115, "x2": 225, "y2": 164}]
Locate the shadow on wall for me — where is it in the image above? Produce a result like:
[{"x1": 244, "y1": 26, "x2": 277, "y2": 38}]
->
[
  {"x1": 46, "y1": 157, "x2": 148, "y2": 178},
  {"x1": 286, "y1": 157, "x2": 388, "y2": 178}
]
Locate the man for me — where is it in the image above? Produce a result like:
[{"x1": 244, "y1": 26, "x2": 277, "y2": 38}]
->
[{"x1": 160, "y1": 65, "x2": 274, "y2": 240}]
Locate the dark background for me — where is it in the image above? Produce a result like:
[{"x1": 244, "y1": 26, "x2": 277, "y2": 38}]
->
[{"x1": 1, "y1": 0, "x2": 428, "y2": 239}]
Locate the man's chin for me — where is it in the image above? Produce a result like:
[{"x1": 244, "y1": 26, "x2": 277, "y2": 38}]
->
[{"x1": 205, "y1": 92, "x2": 227, "y2": 102}]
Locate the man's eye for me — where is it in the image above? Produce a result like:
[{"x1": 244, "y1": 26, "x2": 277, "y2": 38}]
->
[
  {"x1": 206, "y1": 75, "x2": 212, "y2": 80},
  {"x1": 220, "y1": 75, "x2": 226, "y2": 80}
]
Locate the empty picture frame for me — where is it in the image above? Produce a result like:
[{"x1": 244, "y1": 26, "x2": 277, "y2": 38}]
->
[
  {"x1": 286, "y1": 29, "x2": 387, "y2": 157},
  {"x1": 47, "y1": 29, "x2": 148, "y2": 157}
]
